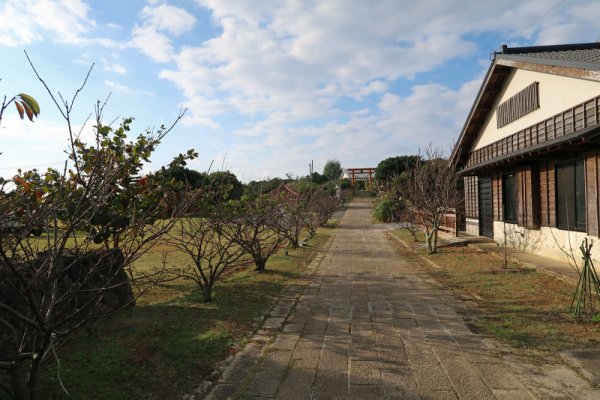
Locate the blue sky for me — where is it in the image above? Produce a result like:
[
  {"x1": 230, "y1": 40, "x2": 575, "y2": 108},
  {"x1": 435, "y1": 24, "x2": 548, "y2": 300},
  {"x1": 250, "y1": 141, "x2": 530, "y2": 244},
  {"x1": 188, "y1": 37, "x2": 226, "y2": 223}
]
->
[{"x1": 1, "y1": 0, "x2": 599, "y2": 181}]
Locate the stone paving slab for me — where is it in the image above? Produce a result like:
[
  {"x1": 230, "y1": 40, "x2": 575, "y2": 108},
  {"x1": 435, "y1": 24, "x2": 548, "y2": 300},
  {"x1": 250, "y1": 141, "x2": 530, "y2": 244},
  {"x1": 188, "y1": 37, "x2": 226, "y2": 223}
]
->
[{"x1": 205, "y1": 200, "x2": 599, "y2": 399}]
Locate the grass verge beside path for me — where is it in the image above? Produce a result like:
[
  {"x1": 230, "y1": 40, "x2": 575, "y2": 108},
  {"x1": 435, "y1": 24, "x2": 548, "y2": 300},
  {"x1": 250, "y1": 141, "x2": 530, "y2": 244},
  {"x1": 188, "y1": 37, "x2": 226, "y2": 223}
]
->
[
  {"x1": 390, "y1": 229, "x2": 600, "y2": 351},
  {"x1": 38, "y1": 224, "x2": 336, "y2": 399}
]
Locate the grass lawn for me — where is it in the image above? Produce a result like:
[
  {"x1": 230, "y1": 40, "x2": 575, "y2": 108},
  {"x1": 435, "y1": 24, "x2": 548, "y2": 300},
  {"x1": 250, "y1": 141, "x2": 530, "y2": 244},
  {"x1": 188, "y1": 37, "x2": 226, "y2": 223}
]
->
[
  {"x1": 37, "y1": 224, "x2": 335, "y2": 399},
  {"x1": 391, "y1": 229, "x2": 600, "y2": 351}
]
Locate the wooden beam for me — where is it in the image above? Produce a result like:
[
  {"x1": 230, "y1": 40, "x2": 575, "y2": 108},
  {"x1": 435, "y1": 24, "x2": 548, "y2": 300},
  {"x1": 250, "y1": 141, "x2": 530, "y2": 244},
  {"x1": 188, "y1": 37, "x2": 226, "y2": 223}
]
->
[{"x1": 496, "y1": 59, "x2": 600, "y2": 82}]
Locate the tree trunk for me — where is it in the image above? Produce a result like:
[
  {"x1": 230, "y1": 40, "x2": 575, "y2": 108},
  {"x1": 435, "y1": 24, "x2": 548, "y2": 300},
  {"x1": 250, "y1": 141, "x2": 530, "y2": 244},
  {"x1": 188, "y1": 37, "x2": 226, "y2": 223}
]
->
[
  {"x1": 27, "y1": 337, "x2": 48, "y2": 400},
  {"x1": 8, "y1": 362, "x2": 29, "y2": 400},
  {"x1": 255, "y1": 257, "x2": 266, "y2": 271},
  {"x1": 425, "y1": 228, "x2": 438, "y2": 254},
  {"x1": 202, "y1": 286, "x2": 213, "y2": 303}
]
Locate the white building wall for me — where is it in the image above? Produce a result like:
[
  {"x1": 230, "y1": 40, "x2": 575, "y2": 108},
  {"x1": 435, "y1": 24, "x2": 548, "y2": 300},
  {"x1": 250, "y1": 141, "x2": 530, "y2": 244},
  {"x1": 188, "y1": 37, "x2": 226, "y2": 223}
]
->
[
  {"x1": 493, "y1": 221, "x2": 600, "y2": 265},
  {"x1": 473, "y1": 69, "x2": 600, "y2": 150},
  {"x1": 465, "y1": 218, "x2": 479, "y2": 236}
]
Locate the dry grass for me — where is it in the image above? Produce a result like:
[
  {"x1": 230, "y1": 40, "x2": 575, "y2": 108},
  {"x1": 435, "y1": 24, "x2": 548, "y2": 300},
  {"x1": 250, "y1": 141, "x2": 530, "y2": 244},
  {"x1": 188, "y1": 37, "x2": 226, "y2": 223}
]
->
[{"x1": 391, "y1": 229, "x2": 600, "y2": 351}]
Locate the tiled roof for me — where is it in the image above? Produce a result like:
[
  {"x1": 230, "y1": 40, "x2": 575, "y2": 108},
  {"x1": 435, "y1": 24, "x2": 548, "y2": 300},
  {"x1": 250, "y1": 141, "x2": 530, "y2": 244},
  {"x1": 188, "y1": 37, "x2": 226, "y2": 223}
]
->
[
  {"x1": 496, "y1": 42, "x2": 600, "y2": 70},
  {"x1": 517, "y1": 48, "x2": 600, "y2": 64}
]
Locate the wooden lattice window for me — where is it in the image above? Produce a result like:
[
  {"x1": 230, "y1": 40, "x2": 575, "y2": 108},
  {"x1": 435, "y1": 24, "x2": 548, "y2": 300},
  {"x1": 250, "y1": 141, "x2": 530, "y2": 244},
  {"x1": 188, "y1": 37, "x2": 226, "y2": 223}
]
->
[{"x1": 497, "y1": 82, "x2": 539, "y2": 128}]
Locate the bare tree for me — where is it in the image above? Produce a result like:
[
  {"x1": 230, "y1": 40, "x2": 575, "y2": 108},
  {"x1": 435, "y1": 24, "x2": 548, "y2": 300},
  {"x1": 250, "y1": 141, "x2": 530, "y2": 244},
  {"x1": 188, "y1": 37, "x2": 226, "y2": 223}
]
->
[
  {"x1": 0, "y1": 60, "x2": 194, "y2": 399},
  {"x1": 304, "y1": 189, "x2": 337, "y2": 238},
  {"x1": 167, "y1": 200, "x2": 247, "y2": 302},
  {"x1": 399, "y1": 145, "x2": 462, "y2": 254},
  {"x1": 394, "y1": 199, "x2": 421, "y2": 242},
  {"x1": 279, "y1": 196, "x2": 306, "y2": 249},
  {"x1": 230, "y1": 196, "x2": 287, "y2": 271}
]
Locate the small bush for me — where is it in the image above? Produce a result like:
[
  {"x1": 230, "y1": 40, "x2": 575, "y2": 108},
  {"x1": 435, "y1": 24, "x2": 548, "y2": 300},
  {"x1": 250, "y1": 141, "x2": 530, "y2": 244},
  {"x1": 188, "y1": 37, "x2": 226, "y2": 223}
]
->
[
  {"x1": 339, "y1": 178, "x2": 351, "y2": 189},
  {"x1": 372, "y1": 198, "x2": 395, "y2": 222}
]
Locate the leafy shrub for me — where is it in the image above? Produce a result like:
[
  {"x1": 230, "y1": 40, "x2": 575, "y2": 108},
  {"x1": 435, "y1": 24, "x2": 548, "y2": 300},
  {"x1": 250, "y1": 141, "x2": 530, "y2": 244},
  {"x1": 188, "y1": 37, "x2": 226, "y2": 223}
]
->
[
  {"x1": 372, "y1": 198, "x2": 395, "y2": 222},
  {"x1": 339, "y1": 178, "x2": 351, "y2": 189},
  {"x1": 372, "y1": 194, "x2": 405, "y2": 222}
]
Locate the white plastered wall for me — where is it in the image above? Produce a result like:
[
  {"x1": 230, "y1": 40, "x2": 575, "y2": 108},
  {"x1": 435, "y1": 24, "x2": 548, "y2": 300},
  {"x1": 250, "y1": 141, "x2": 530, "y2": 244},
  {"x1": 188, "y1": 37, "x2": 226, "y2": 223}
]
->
[
  {"x1": 473, "y1": 69, "x2": 600, "y2": 150},
  {"x1": 465, "y1": 218, "x2": 479, "y2": 236},
  {"x1": 493, "y1": 221, "x2": 600, "y2": 266}
]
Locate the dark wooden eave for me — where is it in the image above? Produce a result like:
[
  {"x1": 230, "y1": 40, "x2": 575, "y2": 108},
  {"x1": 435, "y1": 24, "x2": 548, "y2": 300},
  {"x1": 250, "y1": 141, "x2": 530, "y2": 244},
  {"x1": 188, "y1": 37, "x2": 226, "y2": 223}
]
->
[{"x1": 461, "y1": 124, "x2": 600, "y2": 175}]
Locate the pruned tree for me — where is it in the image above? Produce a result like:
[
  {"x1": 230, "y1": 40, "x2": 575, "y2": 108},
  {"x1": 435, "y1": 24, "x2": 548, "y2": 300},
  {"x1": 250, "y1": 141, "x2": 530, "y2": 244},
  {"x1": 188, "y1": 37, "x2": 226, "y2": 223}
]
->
[
  {"x1": 230, "y1": 196, "x2": 286, "y2": 271},
  {"x1": 398, "y1": 204, "x2": 421, "y2": 241},
  {"x1": 0, "y1": 58, "x2": 194, "y2": 399},
  {"x1": 399, "y1": 145, "x2": 462, "y2": 254},
  {"x1": 280, "y1": 197, "x2": 306, "y2": 249},
  {"x1": 167, "y1": 200, "x2": 246, "y2": 302},
  {"x1": 304, "y1": 189, "x2": 338, "y2": 237}
]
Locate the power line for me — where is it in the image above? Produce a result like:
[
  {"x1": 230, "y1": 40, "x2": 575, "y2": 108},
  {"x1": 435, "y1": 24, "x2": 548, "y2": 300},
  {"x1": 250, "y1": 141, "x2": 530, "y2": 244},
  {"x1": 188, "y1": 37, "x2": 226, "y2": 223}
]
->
[
  {"x1": 0, "y1": 161, "x2": 66, "y2": 172},
  {"x1": 505, "y1": 0, "x2": 566, "y2": 46}
]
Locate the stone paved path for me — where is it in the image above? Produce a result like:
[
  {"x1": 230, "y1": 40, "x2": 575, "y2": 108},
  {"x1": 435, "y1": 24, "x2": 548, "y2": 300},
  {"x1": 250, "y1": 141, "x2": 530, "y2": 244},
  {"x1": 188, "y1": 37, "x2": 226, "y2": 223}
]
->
[{"x1": 206, "y1": 199, "x2": 599, "y2": 399}]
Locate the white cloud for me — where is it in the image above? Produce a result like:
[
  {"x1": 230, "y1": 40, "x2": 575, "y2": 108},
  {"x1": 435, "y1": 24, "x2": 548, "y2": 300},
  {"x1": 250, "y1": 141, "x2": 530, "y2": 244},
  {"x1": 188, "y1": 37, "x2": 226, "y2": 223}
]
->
[
  {"x1": 129, "y1": 3, "x2": 196, "y2": 63},
  {"x1": 354, "y1": 81, "x2": 389, "y2": 100},
  {"x1": 0, "y1": 1, "x2": 42, "y2": 46},
  {"x1": 104, "y1": 80, "x2": 153, "y2": 96},
  {"x1": 140, "y1": 4, "x2": 196, "y2": 36},
  {"x1": 0, "y1": 0, "x2": 118, "y2": 47},
  {"x1": 101, "y1": 58, "x2": 126, "y2": 75},
  {"x1": 106, "y1": 23, "x2": 122, "y2": 30},
  {"x1": 162, "y1": 0, "x2": 509, "y2": 125},
  {"x1": 130, "y1": 25, "x2": 174, "y2": 63},
  {"x1": 376, "y1": 79, "x2": 481, "y2": 148},
  {"x1": 181, "y1": 114, "x2": 219, "y2": 129}
]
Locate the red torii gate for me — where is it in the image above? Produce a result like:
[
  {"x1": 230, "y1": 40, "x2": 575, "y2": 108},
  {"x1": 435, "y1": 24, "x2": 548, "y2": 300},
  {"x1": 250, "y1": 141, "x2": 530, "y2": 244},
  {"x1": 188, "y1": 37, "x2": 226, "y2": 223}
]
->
[{"x1": 345, "y1": 167, "x2": 376, "y2": 189}]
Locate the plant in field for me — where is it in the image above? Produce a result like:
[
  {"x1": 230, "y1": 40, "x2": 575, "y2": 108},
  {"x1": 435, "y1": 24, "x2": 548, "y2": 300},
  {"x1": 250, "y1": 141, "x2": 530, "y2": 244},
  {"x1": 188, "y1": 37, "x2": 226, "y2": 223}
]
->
[
  {"x1": 168, "y1": 201, "x2": 247, "y2": 302},
  {"x1": 372, "y1": 195, "x2": 400, "y2": 223},
  {"x1": 273, "y1": 189, "x2": 305, "y2": 249},
  {"x1": 304, "y1": 189, "x2": 337, "y2": 237},
  {"x1": 0, "y1": 56, "x2": 194, "y2": 400},
  {"x1": 230, "y1": 196, "x2": 287, "y2": 271}
]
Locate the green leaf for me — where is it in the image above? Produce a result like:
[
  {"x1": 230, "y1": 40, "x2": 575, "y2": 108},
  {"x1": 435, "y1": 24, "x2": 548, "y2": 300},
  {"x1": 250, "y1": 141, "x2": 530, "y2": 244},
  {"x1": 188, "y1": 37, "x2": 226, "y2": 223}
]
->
[{"x1": 17, "y1": 93, "x2": 40, "y2": 117}]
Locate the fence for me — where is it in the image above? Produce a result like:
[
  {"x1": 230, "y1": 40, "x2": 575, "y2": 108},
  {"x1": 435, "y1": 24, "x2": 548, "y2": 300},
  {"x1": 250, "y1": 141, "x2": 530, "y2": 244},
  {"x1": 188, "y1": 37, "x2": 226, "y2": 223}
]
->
[{"x1": 438, "y1": 208, "x2": 464, "y2": 237}]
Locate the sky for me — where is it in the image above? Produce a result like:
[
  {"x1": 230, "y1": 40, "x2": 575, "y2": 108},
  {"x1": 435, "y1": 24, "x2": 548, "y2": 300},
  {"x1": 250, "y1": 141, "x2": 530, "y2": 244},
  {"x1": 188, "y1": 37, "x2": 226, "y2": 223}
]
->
[{"x1": 1, "y1": 0, "x2": 599, "y2": 181}]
